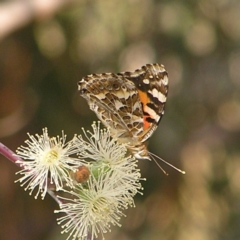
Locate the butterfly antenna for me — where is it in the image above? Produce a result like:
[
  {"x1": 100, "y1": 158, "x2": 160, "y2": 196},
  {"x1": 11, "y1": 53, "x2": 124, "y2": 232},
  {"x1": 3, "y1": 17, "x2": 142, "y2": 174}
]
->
[
  {"x1": 150, "y1": 155, "x2": 169, "y2": 175},
  {"x1": 149, "y1": 152, "x2": 186, "y2": 175}
]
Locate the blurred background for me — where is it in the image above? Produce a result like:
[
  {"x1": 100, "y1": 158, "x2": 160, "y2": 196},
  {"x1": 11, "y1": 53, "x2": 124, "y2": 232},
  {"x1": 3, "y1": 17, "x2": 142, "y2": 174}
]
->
[{"x1": 0, "y1": 0, "x2": 240, "y2": 239}]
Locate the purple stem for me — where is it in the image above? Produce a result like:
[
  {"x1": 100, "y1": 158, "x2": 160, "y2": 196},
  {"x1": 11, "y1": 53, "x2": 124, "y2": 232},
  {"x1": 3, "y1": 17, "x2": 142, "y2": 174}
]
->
[{"x1": 0, "y1": 142, "x2": 22, "y2": 167}]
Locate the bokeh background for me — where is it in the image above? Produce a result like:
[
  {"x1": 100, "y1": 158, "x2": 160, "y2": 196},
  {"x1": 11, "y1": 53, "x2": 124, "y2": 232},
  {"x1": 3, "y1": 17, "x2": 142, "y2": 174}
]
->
[{"x1": 0, "y1": 0, "x2": 240, "y2": 239}]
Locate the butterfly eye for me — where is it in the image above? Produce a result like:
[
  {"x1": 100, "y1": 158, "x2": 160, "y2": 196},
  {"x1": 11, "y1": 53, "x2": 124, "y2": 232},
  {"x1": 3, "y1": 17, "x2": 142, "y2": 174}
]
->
[{"x1": 79, "y1": 88, "x2": 87, "y2": 94}]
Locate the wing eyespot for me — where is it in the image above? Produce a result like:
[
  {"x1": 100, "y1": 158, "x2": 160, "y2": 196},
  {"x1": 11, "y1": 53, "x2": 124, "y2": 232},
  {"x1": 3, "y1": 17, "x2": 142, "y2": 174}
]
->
[{"x1": 112, "y1": 82, "x2": 120, "y2": 90}]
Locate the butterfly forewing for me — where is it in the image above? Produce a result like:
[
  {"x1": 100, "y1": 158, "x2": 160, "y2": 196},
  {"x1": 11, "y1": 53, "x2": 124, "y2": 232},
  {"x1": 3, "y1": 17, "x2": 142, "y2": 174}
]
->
[
  {"x1": 118, "y1": 64, "x2": 168, "y2": 142},
  {"x1": 78, "y1": 63, "x2": 168, "y2": 159}
]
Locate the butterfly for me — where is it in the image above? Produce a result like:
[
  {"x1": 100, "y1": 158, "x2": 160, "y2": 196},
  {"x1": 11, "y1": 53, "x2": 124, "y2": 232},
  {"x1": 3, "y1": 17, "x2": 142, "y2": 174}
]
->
[{"x1": 78, "y1": 63, "x2": 184, "y2": 174}]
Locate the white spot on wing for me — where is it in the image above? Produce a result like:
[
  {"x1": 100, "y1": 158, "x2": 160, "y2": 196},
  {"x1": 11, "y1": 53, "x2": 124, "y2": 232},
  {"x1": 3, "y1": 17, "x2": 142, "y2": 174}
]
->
[
  {"x1": 158, "y1": 91, "x2": 167, "y2": 103},
  {"x1": 152, "y1": 89, "x2": 158, "y2": 98},
  {"x1": 144, "y1": 105, "x2": 159, "y2": 121},
  {"x1": 149, "y1": 88, "x2": 166, "y2": 103},
  {"x1": 143, "y1": 78, "x2": 150, "y2": 84}
]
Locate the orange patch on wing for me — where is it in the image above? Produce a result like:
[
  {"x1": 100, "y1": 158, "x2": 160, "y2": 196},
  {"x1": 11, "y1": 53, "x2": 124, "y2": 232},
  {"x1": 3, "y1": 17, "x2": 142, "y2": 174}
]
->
[
  {"x1": 143, "y1": 116, "x2": 151, "y2": 129},
  {"x1": 138, "y1": 89, "x2": 150, "y2": 105},
  {"x1": 138, "y1": 90, "x2": 151, "y2": 130}
]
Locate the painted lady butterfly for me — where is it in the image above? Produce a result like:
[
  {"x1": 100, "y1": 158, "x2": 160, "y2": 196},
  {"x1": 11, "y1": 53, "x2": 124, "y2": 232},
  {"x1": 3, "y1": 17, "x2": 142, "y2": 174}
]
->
[{"x1": 78, "y1": 63, "x2": 184, "y2": 173}]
